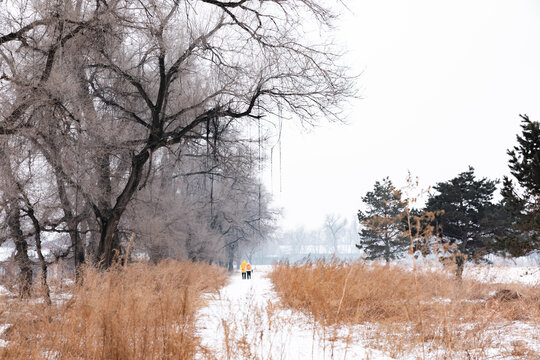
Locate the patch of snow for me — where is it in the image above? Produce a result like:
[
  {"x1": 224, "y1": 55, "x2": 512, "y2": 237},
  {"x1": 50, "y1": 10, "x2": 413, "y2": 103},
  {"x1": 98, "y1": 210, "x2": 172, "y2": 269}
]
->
[
  {"x1": 0, "y1": 324, "x2": 10, "y2": 347},
  {"x1": 464, "y1": 265, "x2": 540, "y2": 285},
  {"x1": 486, "y1": 252, "x2": 540, "y2": 267},
  {"x1": 376, "y1": 256, "x2": 539, "y2": 286},
  {"x1": 0, "y1": 285, "x2": 11, "y2": 296},
  {"x1": 0, "y1": 241, "x2": 15, "y2": 262}
]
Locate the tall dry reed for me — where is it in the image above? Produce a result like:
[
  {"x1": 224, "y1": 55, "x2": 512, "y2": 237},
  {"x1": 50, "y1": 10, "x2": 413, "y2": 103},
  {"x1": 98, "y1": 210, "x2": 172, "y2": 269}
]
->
[
  {"x1": 270, "y1": 259, "x2": 540, "y2": 358},
  {"x1": 0, "y1": 260, "x2": 226, "y2": 360}
]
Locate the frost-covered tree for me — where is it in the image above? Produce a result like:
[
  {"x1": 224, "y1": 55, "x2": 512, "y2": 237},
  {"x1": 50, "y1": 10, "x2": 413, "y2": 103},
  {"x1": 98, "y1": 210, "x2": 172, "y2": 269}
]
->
[{"x1": 0, "y1": 0, "x2": 354, "y2": 269}]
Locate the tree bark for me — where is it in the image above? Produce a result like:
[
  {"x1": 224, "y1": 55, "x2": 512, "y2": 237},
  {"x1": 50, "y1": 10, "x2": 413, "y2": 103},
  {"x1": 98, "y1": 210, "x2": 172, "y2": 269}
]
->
[
  {"x1": 37, "y1": 138, "x2": 87, "y2": 280},
  {"x1": 455, "y1": 253, "x2": 465, "y2": 279},
  {"x1": 72, "y1": 222, "x2": 85, "y2": 282},
  {"x1": 96, "y1": 150, "x2": 150, "y2": 268},
  {"x1": 7, "y1": 204, "x2": 33, "y2": 298},
  {"x1": 384, "y1": 223, "x2": 390, "y2": 263},
  {"x1": 26, "y1": 208, "x2": 51, "y2": 304},
  {"x1": 53, "y1": 164, "x2": 85, "y2": 281},
  {"x1": 455, "y1": 238, "x2": 468, "y2": 279},
  {"x1": 0, "y1": 147, "x2": 33, "y2": 297}
]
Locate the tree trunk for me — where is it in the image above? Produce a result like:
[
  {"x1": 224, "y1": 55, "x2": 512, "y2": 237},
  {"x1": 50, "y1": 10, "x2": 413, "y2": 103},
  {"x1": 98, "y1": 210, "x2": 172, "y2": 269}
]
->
[
  {"x1": 384, "y1": 223, "x2": 390, "y2": 263},
  {"x1": 27, "y1": 208, "x2": 51, "y2": 305},
  {"x1": 54, "y1": 168, "x2": 85, "y2": 281},
  {"x1": 38, "y1": 139, "x2": 87, "y2": 279},
  {"x1": 384, "y1": 238, "x2": 390, "y2": 263},
  {"x1": 226, "y1": 241, "x2": 237, "y2": 272},
  {"x1": 96, "y1": 150, "x2": 150, "y2": 268},
  {"x1": 71, "y1": 227, "x2": 85, "y2": 282},
  {"x1": 455, "y1": 254, "x2": 465, "y2": 279},
  {"x1": 7, "y1": 205, "x2": 33, "y2": 298},
  {"x1": 96, "y1": 216, "x2": 122, "y2": 268},
  {"x1": 455, "y1": 238, "x2": 468, "y2": 279},
  {"x1": 0, "y1": 148, "x2": 33, "y2": 297}
]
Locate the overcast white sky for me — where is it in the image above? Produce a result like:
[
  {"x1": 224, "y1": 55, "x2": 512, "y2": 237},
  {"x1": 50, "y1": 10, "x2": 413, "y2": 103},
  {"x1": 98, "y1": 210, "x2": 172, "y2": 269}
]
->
[{"x1": 266, "y1": 0, "x2": 540, "y2": 231}]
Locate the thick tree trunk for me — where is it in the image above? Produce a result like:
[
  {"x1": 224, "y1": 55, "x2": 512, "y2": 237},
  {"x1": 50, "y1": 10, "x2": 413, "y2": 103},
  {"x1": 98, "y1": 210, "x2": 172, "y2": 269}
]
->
[
  {"x1": 0, "y1": 148, "x2": 32, "y2": 296},
  {"x1": 97, "y1": 216, "x2": 122, "y2": 267},
  {"x1": 27, "y1": 208, "x2": 51, "y2": 304},
  {"x1": 71, "y1": 226, "x2": 85, "y2": 282},
  {"x1": 7, "y1": 205, "x2": 33, "y2": 298},
  {"x1": 96, "y1": 150, "x2": 150, "y2": 268},
  {"x1": 35, "y1": 234, "x2": 51, "y2": 304},
  {"x1": 82, "y1": 220, "x2": 98, "y2": 263},
  {"x1": 54, "y1": 168, "x2": 85, "y2": 281},
  {"x1": 38, "y1": 139, "x2": 87, "y2": 279}
]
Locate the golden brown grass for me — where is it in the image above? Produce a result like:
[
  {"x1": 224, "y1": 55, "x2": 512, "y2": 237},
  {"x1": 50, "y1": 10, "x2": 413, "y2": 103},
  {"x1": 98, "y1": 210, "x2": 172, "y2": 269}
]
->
[
  {"x1": 270, "y1": 259, "x2": 540, "y2": 358},
  {"x1": 0, "y1": 260, "x2": 227, "y2": 360}
]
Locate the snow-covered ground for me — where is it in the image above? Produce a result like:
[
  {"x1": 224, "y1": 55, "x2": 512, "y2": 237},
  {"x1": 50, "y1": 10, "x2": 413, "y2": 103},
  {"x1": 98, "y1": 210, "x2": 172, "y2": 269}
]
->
[
  {"x1": 464, "y1": 264, "x2": 539, "y2": 285},
  {"x1": 464, "y1": 252, "x2": 539, "y2": 285},
  {"x1": 0, "y1": 242, "x2": 14, "y2": 262},
  {"x1": 0, "y1": 253, "x2": 537, "y2": 358},
  {"x1": 196, "y1": 267, "x2": 392, "y2": 360},
  {"x1": 196, "y1": 264, "x2": 540, "y2": 360}
]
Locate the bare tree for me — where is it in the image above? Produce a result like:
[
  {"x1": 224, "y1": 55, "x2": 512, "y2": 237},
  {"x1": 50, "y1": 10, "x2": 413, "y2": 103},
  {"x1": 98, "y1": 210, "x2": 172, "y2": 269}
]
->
[
  {"x1": 1, "y1": 0, "x2": 354, "y2": 270},
  {"x1": 324, "y1": 213, "x2": 347, "y2": 255},
  {"x1": 125, "y1": 121, "x2": 276, "y2": 266},
  {"x1": 0, "y1": 138, "x2": 56, "y2": 300}
]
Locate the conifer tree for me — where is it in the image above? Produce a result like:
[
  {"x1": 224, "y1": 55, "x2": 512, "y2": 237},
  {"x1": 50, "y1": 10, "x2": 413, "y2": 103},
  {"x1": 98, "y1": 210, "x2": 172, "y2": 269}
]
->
[
  {"x1": 493, "y1": 177, "x2": 535, "y2": 256},
  {"x1": 424, "y1": 167, "x2": 498, "y2": 277},
  {"x1": 497, "y1": 114, "x2": 540, "y2": 255},
  {"x1": 356, "y1": 177, "x2": 408, "y2": 262},
  {"x1": 508, "y1": 115, "x2": 540, "y2": 196}
]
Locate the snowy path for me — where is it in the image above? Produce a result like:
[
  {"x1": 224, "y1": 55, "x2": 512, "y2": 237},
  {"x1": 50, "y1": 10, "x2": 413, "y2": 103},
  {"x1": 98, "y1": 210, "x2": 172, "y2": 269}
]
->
[
  {"x1": 196, "y1": 268, "x2": 390, "y2": 360},
  {"x1": 195, "y1": 266, "x2": 540, "y2": 359}
]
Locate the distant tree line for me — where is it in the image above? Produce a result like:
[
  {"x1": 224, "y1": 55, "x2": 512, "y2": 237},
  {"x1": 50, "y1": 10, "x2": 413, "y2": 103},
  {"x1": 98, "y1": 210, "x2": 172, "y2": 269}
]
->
[
  {"x1": 357, "y1": 115, "x2": 540, "y2": 277},
  {"x1": 254, "y1": 214, "x2": 359, "y2": 264}
]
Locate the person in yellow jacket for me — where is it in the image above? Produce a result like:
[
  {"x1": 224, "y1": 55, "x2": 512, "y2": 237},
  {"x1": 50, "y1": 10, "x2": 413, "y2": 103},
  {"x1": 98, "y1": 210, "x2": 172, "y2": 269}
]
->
[
  {"x1": 240, "y1": 260, "x2": 247, "y2": 279},
  {"x1": 246, "y1": 263, "x2": 252, "y2": 279}
]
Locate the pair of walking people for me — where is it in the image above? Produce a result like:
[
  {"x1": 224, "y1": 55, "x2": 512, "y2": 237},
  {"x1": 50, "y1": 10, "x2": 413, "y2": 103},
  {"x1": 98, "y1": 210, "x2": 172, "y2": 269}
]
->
[{"x1": 240, "y1": 260, "x2": 252, "y2": 279}]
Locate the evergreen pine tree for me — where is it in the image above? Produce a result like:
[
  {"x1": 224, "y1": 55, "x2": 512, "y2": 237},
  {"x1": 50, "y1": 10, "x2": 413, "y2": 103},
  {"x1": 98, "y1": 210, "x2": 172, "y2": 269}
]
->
[
  {"x1": 424, "y1": 167, "x2": 498, "y2": 277},
  {"x1": 497, "y1": 114, "x2": 540, "y2": 255},
  {"x1": 493, "y1": 177, "x2": 536, "y2": 256},
  {"x1": 508, "y1": 114, "x2": 540, "y2": 197},
  {"x1": 356, "y1": 177, "x2": 408, "y2": 262}
]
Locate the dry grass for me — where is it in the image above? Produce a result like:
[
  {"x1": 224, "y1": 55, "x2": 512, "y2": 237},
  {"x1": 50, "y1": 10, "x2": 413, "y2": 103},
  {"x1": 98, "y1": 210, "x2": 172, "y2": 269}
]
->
[
  {"x1": 270, "y1": 259, "x2": 540, "y2": 358},
  {"x1": 0, "y1": 260, "x2": 227, "y2": 360}
]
